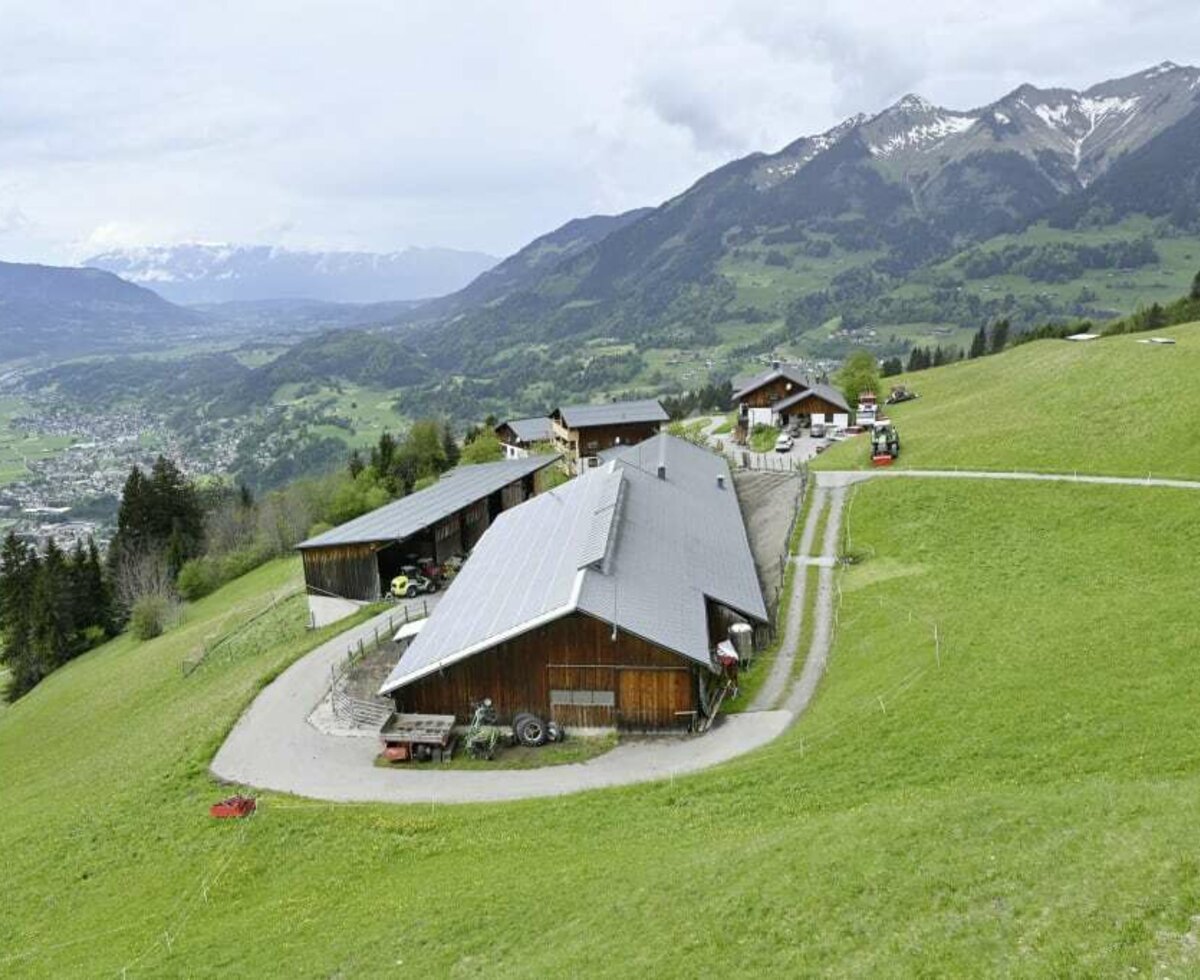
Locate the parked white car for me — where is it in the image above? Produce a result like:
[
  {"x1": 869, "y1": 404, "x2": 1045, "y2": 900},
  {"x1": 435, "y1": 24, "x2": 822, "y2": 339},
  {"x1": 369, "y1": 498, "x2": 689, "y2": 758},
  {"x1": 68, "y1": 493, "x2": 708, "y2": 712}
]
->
[{"x1": 775, "y1": 433, "x2": 794, "y2": 453}]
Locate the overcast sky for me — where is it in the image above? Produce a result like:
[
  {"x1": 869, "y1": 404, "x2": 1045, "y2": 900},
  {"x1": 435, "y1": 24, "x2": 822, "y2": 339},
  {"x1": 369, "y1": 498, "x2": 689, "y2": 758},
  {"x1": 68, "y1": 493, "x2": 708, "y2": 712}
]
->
[{"x1": 0, "y1": 0, "x2": 1196, "y2": 264}]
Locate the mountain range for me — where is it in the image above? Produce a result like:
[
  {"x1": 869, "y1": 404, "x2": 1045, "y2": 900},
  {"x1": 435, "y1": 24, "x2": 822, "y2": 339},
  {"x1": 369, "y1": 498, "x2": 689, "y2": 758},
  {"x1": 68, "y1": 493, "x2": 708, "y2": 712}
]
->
[
  {"x1": 86, "y1": 243, "x2": 499, "y2": 304},
  {"x1": 391, "y1": 61, "x2": 1200, "y2": 384},
  {"x1": 5, "y1": 62, "x2": 1200, "y2": 400}
]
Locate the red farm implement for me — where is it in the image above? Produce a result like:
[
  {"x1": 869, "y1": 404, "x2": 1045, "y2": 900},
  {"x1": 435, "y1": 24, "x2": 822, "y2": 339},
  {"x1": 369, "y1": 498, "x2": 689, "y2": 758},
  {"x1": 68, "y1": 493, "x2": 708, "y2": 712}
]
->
[{"x1": 209, "y1": 795, "x2": 257, "y2": 819}]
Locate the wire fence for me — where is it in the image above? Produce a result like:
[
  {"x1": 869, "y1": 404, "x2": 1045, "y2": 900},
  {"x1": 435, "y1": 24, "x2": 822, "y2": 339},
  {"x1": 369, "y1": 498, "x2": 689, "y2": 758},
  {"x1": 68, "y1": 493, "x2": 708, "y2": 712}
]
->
[
  {"x1": 181, "y1": 588, "x2": 303, "y2": 677},
  {"x1": 326, "y1": 603, "x2": 432, "y2": 727}
]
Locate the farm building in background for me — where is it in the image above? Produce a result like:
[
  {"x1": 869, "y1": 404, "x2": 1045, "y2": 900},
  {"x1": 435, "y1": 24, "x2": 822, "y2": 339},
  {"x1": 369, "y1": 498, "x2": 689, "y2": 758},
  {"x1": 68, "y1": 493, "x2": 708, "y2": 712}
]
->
[
  {"x1": 494, "y1": 416, "x2": 553, "y2": 459},
  {"x1": 379, "y1": 433, "x2": 767, "y2": 731},
  {"x1": 297, "y1": 455, "x2": 559, "y2": 624},
  {"x1": 550, "y1": 398, "x2": 669, "y2": 474},
  {"x1": 732, "y1": 363, "x2": 850, "y2": 441}
]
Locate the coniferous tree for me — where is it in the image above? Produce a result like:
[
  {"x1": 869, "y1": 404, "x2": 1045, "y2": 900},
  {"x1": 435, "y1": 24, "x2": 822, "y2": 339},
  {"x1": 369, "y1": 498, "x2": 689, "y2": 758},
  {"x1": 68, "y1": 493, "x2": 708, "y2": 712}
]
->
[
  {"x1": 1191, "y1": 269, "x2": 1200, "y2": 301},
  {"x1": 30, "y1": 541, "x2": 73, "y2": 672},
  {"x1": 989, "y1": 319, "x2": 1010, "y2": 354},
  {"x1": 0, "y1": 532, "x2": 36, "y2": 697},
  {"x1": 969, "y1": 325, "x2": 988, "y2": 359},
  {"x1": 441, "y1": 422, "x2": 461, "y2": 469}
]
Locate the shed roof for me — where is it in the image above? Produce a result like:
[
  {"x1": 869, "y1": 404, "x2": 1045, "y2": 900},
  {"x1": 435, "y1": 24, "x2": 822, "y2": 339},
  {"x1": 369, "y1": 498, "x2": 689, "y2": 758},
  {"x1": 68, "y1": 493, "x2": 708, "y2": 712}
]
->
[
  {"x1": 773, "y1": 382, "x2": 850, "y2": 414},
  {"x1": 497, "y1": 416, "x2": 553, "y2": 443},
  {"x1": 297, "y1": 455, "x2": 558, "y2": 550},
  {"x1": 732, "y1": 364, "x2": 812, "y2": 402},
  {"x1": 379, "y1": 433, "x2": 766, "y2": 695},
  {"x1": 553, "y1": 398, "x2": 668, "y2": 429}
]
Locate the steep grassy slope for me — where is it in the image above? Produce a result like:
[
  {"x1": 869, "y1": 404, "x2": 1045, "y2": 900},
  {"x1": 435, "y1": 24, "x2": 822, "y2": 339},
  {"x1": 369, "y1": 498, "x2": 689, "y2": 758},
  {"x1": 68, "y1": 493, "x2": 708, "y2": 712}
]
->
[
  {"x1": 3, "y1": 478, "x2": 1200, "y2": 975},
  {"x1": 816, "y1": 321, "x2": 1200, "y2": 477}
]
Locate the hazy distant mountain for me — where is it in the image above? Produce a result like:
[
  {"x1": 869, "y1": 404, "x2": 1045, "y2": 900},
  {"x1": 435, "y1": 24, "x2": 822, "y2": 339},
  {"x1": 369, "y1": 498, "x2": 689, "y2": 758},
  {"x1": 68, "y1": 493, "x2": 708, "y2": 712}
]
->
[
  {"x1": 86, "y1": 243, "x2": 500, "y2": 304},
  {"x1": 0, "y1": 261, "x2": 201, "y2": 358},
  {"x1": 403, "y1": 61, "x2": 1200, "y2": 371}
]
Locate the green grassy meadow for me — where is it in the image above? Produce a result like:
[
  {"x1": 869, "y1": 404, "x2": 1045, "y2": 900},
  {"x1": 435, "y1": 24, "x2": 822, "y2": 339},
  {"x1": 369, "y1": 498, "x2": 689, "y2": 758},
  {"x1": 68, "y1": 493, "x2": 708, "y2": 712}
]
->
[
  {"x1": 3, "y1": 478, "x2": 1199, "y2": 975},
  {"x1": 816, "y1": 320, "x2": 1200, "y2": 478}
]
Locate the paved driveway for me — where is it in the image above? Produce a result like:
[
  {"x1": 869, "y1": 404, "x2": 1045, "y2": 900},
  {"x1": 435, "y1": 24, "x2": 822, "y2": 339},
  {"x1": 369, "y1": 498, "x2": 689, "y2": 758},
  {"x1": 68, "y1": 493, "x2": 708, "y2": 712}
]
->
[{"x1": 212, "y1": 602, "x2": 790, "y2": 804}]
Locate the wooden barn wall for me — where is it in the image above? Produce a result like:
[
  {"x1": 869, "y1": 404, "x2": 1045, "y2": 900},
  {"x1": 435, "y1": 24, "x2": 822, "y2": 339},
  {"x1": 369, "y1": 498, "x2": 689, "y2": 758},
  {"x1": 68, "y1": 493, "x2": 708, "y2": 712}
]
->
[
  {"x1": 397, "y1": 612, "x2": 700, "y2": 729},
  {"x1": 574, "y1": 421, "x2": 662, "y2": 454},
  {"x1": 301, "y1": 544, "x2": 380, "y2": 601},
  {"x1": 779, "y1": 394, "x2": 845, "y2": 418}
]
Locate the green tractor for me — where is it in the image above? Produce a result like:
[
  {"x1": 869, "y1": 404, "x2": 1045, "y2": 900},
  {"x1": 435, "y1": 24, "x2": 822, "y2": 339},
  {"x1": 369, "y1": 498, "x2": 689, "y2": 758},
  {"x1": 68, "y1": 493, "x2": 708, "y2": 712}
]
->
[{"x1": 870, "y1": 420, "x2": 900, "y2": 466}]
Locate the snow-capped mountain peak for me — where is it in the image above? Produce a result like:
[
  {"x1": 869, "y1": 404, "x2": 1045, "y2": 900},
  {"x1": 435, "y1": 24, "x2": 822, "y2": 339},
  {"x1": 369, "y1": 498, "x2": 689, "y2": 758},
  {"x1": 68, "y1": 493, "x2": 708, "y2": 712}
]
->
[
  {"x1": 751, "y1": 62, "x2": 1196, "y2": 193},
  {"x1": 85, "y1": 242, "x2": 499, "y2": 304}
]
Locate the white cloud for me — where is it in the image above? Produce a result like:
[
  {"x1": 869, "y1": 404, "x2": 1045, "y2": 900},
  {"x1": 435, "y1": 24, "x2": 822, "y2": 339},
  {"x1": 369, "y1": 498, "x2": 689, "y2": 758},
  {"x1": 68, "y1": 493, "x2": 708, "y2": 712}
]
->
[{"x1": 0, "y1": 0, "x2": 1194, "y2": 264}]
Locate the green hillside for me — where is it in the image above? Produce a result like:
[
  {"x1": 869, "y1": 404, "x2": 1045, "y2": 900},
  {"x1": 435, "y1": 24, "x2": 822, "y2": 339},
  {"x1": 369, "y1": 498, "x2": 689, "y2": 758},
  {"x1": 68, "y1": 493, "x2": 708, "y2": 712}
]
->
[
  {"x1": 816, "y1": 320, "x2": 1200, "y2": 478},
  {"x1": 3, "y1": 483, "x2": 1200, "y2": 971}
]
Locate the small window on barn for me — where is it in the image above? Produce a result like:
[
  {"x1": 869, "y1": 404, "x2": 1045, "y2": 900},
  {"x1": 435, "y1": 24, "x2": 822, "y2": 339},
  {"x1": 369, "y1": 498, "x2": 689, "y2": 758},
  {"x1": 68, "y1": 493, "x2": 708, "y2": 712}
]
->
[{"x1": 551, "y1": 689, "x2": 615, "y2": 706}]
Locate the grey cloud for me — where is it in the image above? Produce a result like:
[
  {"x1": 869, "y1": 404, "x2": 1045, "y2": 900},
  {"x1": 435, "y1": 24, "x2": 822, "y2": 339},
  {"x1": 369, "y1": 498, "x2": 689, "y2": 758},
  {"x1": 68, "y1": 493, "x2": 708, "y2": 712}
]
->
[{"x1": 0, "y1": 0, "x2": 1194, "y2": 264}]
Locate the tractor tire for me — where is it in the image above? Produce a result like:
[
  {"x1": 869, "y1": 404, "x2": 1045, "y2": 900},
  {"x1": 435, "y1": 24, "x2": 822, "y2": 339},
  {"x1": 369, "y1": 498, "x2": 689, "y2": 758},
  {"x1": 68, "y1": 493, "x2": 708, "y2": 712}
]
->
[
  {"x1": 514, "y1": 713, "x2": 548, "y2": 747},
  {"x1": 405, "y1": 585, "x2": 418, "y2": 599},
  {"x1": 546, "y1": 721, "x2": 564, "y2": 743}
]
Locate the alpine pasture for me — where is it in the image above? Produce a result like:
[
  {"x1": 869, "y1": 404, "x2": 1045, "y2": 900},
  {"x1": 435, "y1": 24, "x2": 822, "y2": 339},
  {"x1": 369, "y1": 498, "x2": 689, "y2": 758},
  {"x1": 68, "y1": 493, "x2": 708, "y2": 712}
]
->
[{"x1": 3, "y1": 335, "x2": 1200, "y2": 975}]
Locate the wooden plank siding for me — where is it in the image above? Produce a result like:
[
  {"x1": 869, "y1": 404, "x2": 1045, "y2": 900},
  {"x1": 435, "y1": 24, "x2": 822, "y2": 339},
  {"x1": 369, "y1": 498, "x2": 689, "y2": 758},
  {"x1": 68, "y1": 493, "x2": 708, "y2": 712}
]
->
[
  {"x1": 302, "y1": 543, "x2": 380, "y2": 600},
  {"x1": 778, "y1": 393, "x2": 847, "y2": 420},
  {"x1": 552, "y1": 418, "x2": 664, "y2": 473},
  {"x1": 395, "y1": 611, "x2": 702, "y2": 730}
]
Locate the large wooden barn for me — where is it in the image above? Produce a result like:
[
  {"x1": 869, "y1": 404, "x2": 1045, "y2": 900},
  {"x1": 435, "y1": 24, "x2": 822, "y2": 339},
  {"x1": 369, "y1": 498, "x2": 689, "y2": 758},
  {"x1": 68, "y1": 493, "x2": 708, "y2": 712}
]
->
[
  {"x1": 732, "y1": 363, "x2": 850, "y2": 441},
  {"x1": 378, "y1": 434, "x2": 768, "y2": 731},
  {"x1": 550, "y1": 399, "x2": 669, "y2": 474},
  {"x1": 297, "y1": 455, "x2": 559, "y2": 624}
]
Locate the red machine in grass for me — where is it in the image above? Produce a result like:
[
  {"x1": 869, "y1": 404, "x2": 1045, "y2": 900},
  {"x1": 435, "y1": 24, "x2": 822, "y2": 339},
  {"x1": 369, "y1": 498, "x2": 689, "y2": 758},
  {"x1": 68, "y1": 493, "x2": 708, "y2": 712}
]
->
[{"x1": 209, "y1": 795, "x2": 257, "y2": 818}]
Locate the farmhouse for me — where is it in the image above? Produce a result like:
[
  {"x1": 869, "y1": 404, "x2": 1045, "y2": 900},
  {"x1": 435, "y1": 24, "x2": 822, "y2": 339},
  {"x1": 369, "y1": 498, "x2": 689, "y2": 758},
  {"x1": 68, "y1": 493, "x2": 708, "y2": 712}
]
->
[
  {"x1": 379, "y1": 433, "x2": 767, "y2": 731},
  {"x1": 494, "y1": 416, "x2": 553, "y2": 459},
  {"x1": 297, "y1": 455, "x2": 559, "y2": 623},
  {"x1": 550, "y1": 398, "x2": 669, "y2": 474},
  {"x1": 732, "y1": 362, "x2": 851, "y2": 441}
]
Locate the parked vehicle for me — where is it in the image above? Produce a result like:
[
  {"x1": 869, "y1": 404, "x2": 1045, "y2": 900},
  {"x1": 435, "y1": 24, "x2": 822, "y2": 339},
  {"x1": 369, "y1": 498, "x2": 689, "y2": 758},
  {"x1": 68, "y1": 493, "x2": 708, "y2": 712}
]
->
[
  {"x1": 390, "y1": 565, "x2": 439, "y2": 599},
  {"x1": 774, "y1": 433, "x2": 794, "y2": 453},
  {"x1": 870, "y1": 421, "x2": 901, "y2": 465},
  {"x1": 464, "y1": 699, "x2": 501, "y2": 760},
  {"x1": 810, "y1": 422, "x2": 826, "y2": 439}
]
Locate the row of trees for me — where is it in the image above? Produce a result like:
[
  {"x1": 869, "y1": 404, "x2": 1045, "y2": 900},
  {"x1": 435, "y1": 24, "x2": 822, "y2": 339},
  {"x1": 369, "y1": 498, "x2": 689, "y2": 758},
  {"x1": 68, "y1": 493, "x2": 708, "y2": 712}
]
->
[
  {"x1": 967, "y1": 319, "x2": 1010, "y2": 359},
  {"x1": 660, "y1": 380, "x2": 734, "y2": 420},
  {"x1": 0, "y1": 536, "x2": 112, "y2": 699}
]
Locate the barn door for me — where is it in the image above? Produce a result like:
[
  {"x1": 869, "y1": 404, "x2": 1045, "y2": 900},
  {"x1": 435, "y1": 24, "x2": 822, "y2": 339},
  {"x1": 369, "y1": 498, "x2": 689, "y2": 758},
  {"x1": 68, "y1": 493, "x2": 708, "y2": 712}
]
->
[{"x1": 617, "y1": 669, "x2": 693, "y2": 729}]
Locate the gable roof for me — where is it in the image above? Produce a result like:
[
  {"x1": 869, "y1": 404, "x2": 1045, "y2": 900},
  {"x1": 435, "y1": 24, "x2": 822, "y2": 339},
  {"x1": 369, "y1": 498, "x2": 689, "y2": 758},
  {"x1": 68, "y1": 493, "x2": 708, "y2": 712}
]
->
[
  {"x1": 497, "y1": 416, "x2": 553, "y2": 444},
  {"x1": 732, "y1": 364, "x2": 812, "y2": 402},
  {"x1": 379, "y1": 433, "x2": 766, "y2": 696},
  {"x1": 297, "y1": 455, "x2": 558, "y2": 550},
  {"x1": 553, "y1": 398, "x2": 668, "y2": 429},
  {"x1": 773, "y1": 382, "x2": 850, "y2": 414}
]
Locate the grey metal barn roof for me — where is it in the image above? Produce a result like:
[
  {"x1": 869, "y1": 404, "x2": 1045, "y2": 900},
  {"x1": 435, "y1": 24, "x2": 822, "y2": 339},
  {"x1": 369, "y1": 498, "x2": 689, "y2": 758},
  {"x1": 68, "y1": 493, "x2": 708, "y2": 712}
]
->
[
  {"x1": 498, "y1": 416, "x2": 553, "y2": 443},
  {"x1": 379, "y1": 433, "x2": 767, "y2": 696},
  {"x1": 732, "y1": 364, "x2": 812, "y2": 402},
  {"x1": 297, "y1": 455, "x2": 558, "y2": 550},
  {"x1": 554, "y1": 399, "x2": 668, "y2": 429},
  {"x1": 773, "y1": 382, "x2": 850, "y2": 414}
]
